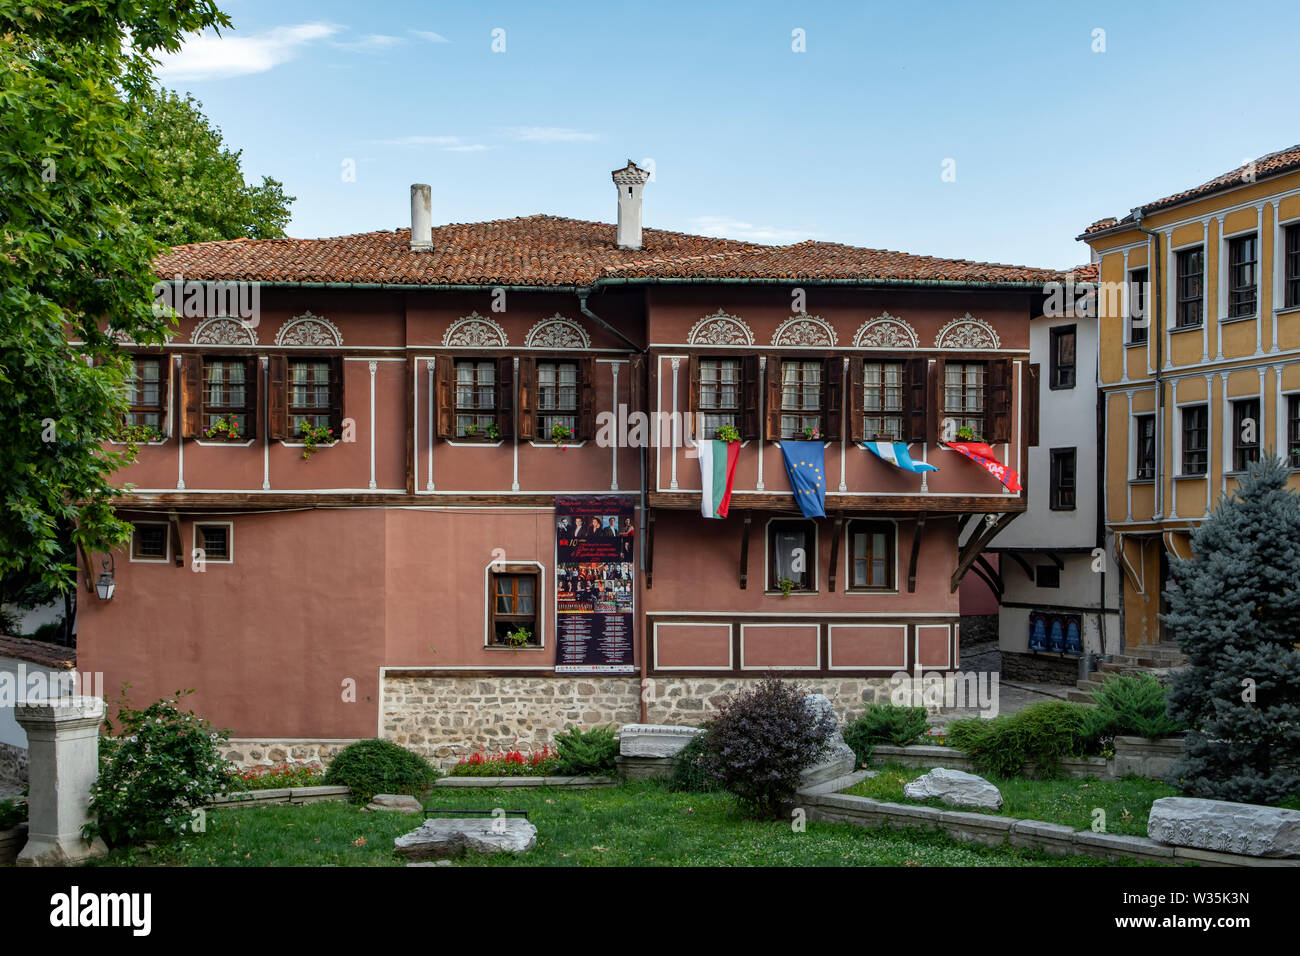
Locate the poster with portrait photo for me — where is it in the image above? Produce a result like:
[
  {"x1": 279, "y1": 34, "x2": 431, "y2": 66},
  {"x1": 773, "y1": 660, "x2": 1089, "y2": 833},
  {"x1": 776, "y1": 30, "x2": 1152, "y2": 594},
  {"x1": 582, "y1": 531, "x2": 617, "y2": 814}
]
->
[{"x1": 554, "y1": 496, "x2": 636, "y2": 673}]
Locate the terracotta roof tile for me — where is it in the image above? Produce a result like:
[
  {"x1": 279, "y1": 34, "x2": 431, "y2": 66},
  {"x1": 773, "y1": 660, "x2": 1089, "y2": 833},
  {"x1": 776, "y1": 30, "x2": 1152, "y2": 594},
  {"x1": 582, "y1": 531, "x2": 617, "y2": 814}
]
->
[
  {"x1": 0, "y1": 634, "x2": 75, "y2": 670},
  {"x1": 155, "y1": 215, "x2": 1069, "y2": 288}
]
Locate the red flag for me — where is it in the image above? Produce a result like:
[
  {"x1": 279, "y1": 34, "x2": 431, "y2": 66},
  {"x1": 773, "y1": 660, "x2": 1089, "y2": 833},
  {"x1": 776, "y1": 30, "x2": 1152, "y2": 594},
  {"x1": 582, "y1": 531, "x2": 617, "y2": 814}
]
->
[{"x1": 945, "y1": 442, "x2": 1022, "y2": 492}]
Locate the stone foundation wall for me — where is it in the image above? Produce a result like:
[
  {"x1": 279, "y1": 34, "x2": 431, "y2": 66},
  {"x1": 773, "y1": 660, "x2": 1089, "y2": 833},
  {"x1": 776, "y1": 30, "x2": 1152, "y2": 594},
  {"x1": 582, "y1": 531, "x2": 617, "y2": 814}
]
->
[
  {"x1": 0, "y1": 741, "x2": 28, "y2": 789},
  {"x1": 219, "y1": 739, "x2": 357, "y2": 770},
  {"x1": 382, "y1": 674, "x2": 895, "y2": 766},
  {"x1": 1001, "y1": 651, "x2": 1080, "y2": 685}
]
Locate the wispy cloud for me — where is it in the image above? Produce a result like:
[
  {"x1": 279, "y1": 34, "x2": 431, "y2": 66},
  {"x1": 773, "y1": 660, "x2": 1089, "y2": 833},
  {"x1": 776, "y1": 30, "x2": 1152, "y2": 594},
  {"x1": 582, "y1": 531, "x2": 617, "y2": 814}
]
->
[
  {"x1": 155, "y1": 22, "x2": 340, "y2": 81},
  {"x1": 332, "y1": 33, "x2": 405, "y2": 53},
  {"x1": 365, "y1": 134, "x2": 493, "y2": 152},
  {"x1": 508, "y1": 126, "x2": 600, "y2": 143},
  {"x1": 691, "y1": 216, "x2": 819, "y2": 244},
  {"x1": 410, "y1": 30, "x2": 451, "y2": 43}
]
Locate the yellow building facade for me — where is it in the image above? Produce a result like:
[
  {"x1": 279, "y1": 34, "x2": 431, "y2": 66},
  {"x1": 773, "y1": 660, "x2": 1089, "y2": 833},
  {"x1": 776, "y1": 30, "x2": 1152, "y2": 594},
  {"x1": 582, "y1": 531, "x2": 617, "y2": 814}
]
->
[{"x1": 1082, "y1": 147, "x2": 1300, "y2": 647}]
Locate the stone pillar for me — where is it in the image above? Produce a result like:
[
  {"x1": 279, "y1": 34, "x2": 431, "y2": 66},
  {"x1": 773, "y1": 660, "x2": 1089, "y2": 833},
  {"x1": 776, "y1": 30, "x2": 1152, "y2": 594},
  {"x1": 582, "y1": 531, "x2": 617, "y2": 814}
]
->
[{"x1": 15, "y1": 697, "x2": 108, "y2": 866}]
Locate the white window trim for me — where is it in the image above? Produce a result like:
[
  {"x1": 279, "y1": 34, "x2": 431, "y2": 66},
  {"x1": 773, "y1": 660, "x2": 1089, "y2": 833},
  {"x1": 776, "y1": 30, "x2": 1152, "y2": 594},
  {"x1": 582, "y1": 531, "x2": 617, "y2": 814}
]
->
[
  {"x1": 191, "y1": 521, "x2": 234, "y2": 564},
  {"x1": 843, "y1": 517, "x2": 899, "y2": 594},
  {"x1": 1125, "y1": 265, "x2": 1151, "y2": 346},
  {"x1": 483, "y1": 559, "x2": 546, "y2": 649},
  {"x1": 128, "y1": 521, "x2": 171, "y2": 564},
  {"x1": 763, "y1": 516, "x2": 819, "y2": 595},
  {"x1": 1129, "y1": 411, "x2": 1156, "y2": 482},
  {"x1": 1220, "y1": 226, "x2": 1260, "y2": 324},
  {"x1": 1173, "y1": 399, "x2": 1208, "y2": 479},
  {"x1": 1224, "y1": 393, "x2": 1263, "y2": 475}
]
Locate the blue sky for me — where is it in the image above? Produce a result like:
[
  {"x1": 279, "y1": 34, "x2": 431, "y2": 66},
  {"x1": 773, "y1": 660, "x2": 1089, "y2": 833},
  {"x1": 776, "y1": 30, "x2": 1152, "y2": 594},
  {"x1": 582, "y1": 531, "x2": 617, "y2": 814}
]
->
[{"x1": 154, "y1": 0, "x2": 1300, "y2": 269}]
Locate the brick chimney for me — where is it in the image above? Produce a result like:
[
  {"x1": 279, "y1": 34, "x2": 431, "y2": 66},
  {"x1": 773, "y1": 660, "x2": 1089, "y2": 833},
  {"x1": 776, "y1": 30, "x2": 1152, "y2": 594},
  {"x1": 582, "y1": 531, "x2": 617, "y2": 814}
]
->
[
  {"x1": 410, "y1": 183, "x2": 432, "y2": 251},
  {"x1": 611, "y1": 160, "x2": 651, "y2": 250}
]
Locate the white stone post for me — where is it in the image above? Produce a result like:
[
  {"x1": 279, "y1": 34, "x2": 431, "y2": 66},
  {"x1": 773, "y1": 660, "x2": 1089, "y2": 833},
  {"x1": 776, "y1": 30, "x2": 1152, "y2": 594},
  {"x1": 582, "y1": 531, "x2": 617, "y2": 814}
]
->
[{"x1": 15, "y1": 697, "x2": 108, "y2": 866}]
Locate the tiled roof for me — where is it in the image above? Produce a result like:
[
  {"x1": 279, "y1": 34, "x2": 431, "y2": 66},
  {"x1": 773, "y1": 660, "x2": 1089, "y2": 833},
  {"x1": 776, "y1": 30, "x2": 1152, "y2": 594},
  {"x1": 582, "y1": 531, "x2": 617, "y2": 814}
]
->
[
  {"x1": 155, "y1": 215, "x2": 1069, "y2": 288},
  {"x1": 1083, "y1": 145, "x2": 1300, "y2": 239},
  {"x1": 0, "y1": 634, "x2": 75, "y2": 670}
]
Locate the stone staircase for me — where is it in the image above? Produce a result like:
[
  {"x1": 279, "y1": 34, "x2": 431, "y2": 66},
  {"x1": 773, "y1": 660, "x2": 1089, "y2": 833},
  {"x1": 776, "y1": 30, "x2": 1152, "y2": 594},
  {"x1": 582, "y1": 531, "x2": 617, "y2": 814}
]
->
[{"x1": 1067, "y1": 642, "x2": 1188, "y2": 703}]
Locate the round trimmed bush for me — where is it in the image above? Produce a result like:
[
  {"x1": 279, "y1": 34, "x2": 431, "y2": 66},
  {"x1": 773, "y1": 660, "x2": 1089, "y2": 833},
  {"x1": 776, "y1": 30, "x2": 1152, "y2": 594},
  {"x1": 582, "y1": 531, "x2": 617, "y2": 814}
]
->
[{"x1": 322, "y1": 739, "x2": 439, "y2": 802}]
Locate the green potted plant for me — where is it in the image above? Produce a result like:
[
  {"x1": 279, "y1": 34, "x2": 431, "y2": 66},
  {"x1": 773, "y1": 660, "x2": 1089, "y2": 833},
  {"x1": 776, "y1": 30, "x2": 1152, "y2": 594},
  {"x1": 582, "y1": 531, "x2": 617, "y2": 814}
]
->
[
  {"x1": 777, "y1": 577, "x2": 797, "y2": 597},
  {"x1": 463, "y1": 423, "x2": 480, "y2": 438},
  {"x1": 297, "y1": 421, "x2": 334, "y2": 460},
  {"x1": 955, "y1": 425, "x2": 985, "y2": 442},
  {"x1": 486, "y1": 422, "x2": 500, "y2": 441},
  {"x1": 715, "y1": 423, "x2": 741, "y2": 443},
  {"x1": 551, "y1": 422, "x2": 575, "y2": 446},
  {"x1": 504, "y1": 626, "x2": 531, "y2": 648},
  {"x1": 113, "y1": 421, "x2": 165, "y2": 448},
  {"x1": 802, "y1": 425, "x2": 822, "y2": 441},
  {"x1": 204, "y1": 415, "x2": 242, "y2": 441}
]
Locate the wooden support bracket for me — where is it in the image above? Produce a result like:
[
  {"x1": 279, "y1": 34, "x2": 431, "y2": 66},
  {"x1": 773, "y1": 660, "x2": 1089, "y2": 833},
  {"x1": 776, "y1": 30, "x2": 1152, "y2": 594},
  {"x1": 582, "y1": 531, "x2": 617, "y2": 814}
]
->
[
  {"x1": 907, "y1": 512, "x2": 927, "y2": 593},
  {"x1": 739, "y1": 513, "x2": 751, "y2": 590}
]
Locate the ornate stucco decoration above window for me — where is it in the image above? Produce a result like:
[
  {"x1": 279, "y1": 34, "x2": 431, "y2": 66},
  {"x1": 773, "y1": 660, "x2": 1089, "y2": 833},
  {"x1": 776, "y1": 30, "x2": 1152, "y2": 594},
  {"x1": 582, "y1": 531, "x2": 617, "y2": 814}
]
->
[
  {"x1": 524, "y1": 314, "x2": 591, "y2": 350},
  {"x1": 935, "y1": 313, "x2": 1001, "y2": 350},
  {"x1": 771, "y1": 314, "x2": 837, "y2": 348},
  {"x1": 190, "y1": 316, "x2": 258, "y2": 346},
  {"x1": 275, "y1": 311, "x2": 343, "y2": 347},
  {"x1": 443, "y1": 312, "x2": 508, "y2": 348},
  {"x1": 687, "y1": 309, "x2": 755, "y2": 346},
  {"x1": 852, "y1": 312, "x2": 919, "y2": 350}
]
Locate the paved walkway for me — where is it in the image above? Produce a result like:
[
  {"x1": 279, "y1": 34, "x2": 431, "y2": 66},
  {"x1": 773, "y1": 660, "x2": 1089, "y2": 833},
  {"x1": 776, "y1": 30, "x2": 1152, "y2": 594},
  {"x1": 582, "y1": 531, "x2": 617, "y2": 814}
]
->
[{"x1": 922, "y1": 639, "x2": 1073, "y2": 726}]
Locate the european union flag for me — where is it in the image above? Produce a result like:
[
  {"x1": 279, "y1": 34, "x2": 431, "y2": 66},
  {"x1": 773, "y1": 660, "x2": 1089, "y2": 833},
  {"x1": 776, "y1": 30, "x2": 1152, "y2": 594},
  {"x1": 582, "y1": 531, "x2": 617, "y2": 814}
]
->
[{"x1": 780, "y1": 441, "x2": 827, "y2": 518}]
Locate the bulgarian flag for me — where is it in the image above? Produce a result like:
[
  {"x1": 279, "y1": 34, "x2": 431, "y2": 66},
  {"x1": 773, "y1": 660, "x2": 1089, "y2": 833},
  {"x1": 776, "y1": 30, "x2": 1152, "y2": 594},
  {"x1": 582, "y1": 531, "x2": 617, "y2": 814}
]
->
[
  {"x1": 944, "y1": 442, "x2": 1022, "y2": 492},
  {"x1": 697, "y1": 439, "x2": 740, "y2": 518}
]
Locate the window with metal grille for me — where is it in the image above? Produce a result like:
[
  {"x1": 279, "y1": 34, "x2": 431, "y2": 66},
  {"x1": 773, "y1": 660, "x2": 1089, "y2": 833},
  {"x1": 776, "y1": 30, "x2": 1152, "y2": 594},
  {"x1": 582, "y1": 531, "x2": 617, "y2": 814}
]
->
[
  {"x1": 455, "y1": 360, "x2": 497, "y2": 438},
  {"x1": 130, "y1": 522, "x2": 168, "y2": 561},
  {"x1": 848, "y1": 520, "x2": 894, "y2": 590},
  {"x1": 1128, "y1": 268, "x2": 1149, "y2": 344},
  {"x1": 780, "y1": 361, "x2": 822, "y2": 439},
  {"x1": 1135, "y1": 414, "x2": 1156, "y2": 480},
  {"x1": 1175, "y1": 247, "x2": 1204, "y2": 328},
  {"x1": 489, "y1": 571, "x2": 539, "y2": 646},
  {"x1": 1232, "y1": 398, "x2": 1260, "y2": 472},
  {"x1": 1181, "y1": 404, "x2": 1208, "y2": 475},
  {"x1": 698, "y1": 358, "x2": 741, "y2": 436},
  {"x1": 203, "y1": 359, "x2": 251, "y2": 433},
  {"x1": 288, "y1": 359, "x2": 331, "y2": 433},
  {"x1": 943, "y1": 362, "x2": 985, "y2": 436},
  {"x1": 537, "y1": 361, "x2": 578, "y2": 440},
  {"x1": 1050, "y1": 447, "x2": 1077, "y2": 510},
  {"x1": 125, "y1": 357, "x2": 165, "y2": 429},
  {"x1": 862, "y1": 362, "x2": 903, "y2": 440},
  {"x1": 1227, "y1": 234, "x2": 1258, "y2": 318},
  {"x1": 195, "y1": 523, "x2": 231, "y2": 561}
]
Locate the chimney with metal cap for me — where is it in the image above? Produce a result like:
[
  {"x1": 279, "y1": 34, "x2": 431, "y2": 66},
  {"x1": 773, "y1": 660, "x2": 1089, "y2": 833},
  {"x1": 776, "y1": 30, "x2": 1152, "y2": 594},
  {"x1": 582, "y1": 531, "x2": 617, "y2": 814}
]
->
[
  {"x1": 611, "y1": 160, "x2": 651, "y2": 250},
  {"x1": 410, "y1": 183, "x2": 432, "y2": 251}
]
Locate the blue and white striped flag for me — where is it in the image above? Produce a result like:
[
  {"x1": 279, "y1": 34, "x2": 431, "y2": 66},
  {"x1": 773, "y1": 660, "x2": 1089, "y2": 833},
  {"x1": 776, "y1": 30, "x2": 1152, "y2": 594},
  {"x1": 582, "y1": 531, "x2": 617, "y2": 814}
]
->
[{"x1": 859, "y1": 441, "x2": 938, "y2": 474}]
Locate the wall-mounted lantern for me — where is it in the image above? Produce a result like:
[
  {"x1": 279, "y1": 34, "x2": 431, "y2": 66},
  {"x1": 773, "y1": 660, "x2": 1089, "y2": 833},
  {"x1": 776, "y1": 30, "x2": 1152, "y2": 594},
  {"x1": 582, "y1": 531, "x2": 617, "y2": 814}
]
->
[{"x1": 95, "y1": 554, "x2": 116, "y2": 601}]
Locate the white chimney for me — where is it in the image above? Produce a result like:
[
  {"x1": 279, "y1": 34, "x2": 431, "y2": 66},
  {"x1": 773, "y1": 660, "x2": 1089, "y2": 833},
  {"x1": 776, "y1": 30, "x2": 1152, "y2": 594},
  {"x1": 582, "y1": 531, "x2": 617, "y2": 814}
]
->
[
  {"x1": 410, "y1": 183, "x2": 432, "y2": 251},
  {"x1": 611, "y1": 160, "x2": 651, "y2": 250}
]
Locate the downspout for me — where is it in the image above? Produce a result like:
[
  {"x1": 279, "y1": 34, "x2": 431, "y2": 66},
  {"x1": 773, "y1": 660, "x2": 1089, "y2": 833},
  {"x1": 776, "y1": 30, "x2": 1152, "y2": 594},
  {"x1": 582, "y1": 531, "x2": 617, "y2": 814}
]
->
[{"x1": 578, "y1": 289, "x2": 650, "y2": 722}]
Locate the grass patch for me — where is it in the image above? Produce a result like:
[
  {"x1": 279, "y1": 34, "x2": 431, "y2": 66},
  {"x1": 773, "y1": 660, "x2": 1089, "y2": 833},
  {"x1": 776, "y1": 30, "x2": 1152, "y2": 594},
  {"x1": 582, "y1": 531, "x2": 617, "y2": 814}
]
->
[
  {"x1": 844, "y1": 764, "x2": 1178, "y2": 836},
  {"x1": 87, "y1": 781, "x2": 1155, "y2": 867}
]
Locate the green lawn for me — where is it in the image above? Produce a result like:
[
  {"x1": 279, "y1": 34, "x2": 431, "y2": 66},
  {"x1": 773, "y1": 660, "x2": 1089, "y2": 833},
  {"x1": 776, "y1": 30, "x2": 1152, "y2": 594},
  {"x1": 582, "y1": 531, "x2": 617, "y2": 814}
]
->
[
  {"x1": 88, "y1": 781, "x2": 1155, "y2": 867},
  {"x1": 845, "y1": 764, "x2": 1179, "y2": 836}
]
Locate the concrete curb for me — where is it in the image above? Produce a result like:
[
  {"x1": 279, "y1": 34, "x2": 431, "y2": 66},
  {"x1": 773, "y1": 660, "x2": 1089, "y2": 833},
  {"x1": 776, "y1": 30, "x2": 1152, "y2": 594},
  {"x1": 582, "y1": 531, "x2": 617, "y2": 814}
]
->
[{"x1": 210, "y1": 785, "x2": 352, "y2": 808}]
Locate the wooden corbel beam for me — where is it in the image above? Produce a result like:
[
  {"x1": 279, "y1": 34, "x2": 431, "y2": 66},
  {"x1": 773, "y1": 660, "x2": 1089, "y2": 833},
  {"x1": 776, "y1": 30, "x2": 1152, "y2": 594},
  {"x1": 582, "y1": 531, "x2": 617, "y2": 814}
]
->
[
  {"x1": 169, "y1": 510, "x2": 184, "y2": 567},
  {"x1": 1004, "y1": 550, "x2": 1035, "y2": 579},
  {"x1": 644, "y1": 509, "x2": 655, "y2": 589},
  {"x1": 827, "y1": 515, "x2": 843, "y2": 592},
  {"x1": 951, "y1": 511, "x2": 1020, "y2": 592},
  {"x1": 973, "y1": 553, "x2": 1004, "y2": 600},
  {"x1": 907, "y1": 512, "x2": 927, "y2": 593},
  {"x1": 1043, "y1": 550, "x2": 1065, "y2": 571},
  {"x1": 739, "y1": 513, "x2": 751, "y2": 590}
]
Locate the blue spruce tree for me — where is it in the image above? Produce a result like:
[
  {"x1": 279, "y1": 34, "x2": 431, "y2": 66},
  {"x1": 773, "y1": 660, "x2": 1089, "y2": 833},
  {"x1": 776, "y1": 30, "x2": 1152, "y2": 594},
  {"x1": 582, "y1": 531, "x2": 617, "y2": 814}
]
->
[{"x1": 1164, "y1": 455, "x2": 1300, "y2": 803}]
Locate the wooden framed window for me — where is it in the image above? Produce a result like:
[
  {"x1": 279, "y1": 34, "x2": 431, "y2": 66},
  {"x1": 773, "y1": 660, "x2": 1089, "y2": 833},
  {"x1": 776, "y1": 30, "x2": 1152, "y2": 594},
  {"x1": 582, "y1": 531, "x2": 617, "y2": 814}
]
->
[
  {"x1": 847, "y1": 520, "x2": 894, "y2": 591},
  {"x1": 517, "y1": 355, "x2": 591, "y2": 441},
  {"x1": 1128, "y1": 268, "x2": 1149, "y2": 344},
  {"x1": 194, "y1": 522, "x2": 232, "y2": 563},
  {"x1": 124, "y1": 356, "x2": 167, "y2": 431},
  {"x1": 693, "y1": 355, "x2": 759, "y2": 440},
  {"x1": 1227, "y1": 234, "x2": 1258, "y2": 318},
  {"x1": 766, "y1": 357, "x2": 840, "y2": 441},
  {"x1": 129, "y1": 522, "x2": 169, "y2": 562},
  {"x1": 200, "y1": 357, "x2": 258, "y2": 437},
  {"x1": 1050, "y1": 447, "x2": 1076, "y2": 510},
  {"x1": 536, "y1": 360, "x2": 578, "y2": 439},
  {"x1": 267, "y1": 356, "x2": 343, "y2": 441},
  {"x1": 768, "y1": 519, "x2": 815, "y2": 592},
  {"x1": 488, "y1": 568, "x2": 540, "y2": 646},
  {"x1": 1231, "y1": 398, "x2": 1260, "y2": 472},
  {"x1": 943, "y1": 361, "x2": 985, "y2": 436},
  {"x1": 1049, "y1": 325, "x2": 1076, "y2": 389},
  {"x1": 1288, "y1": 394, "x2": 1300, "y2": 468},
  {"x1": 1181, "y1": 404, "x2": 1208, "y2": 475},
  {"x1": 1135, "y1": 414, "x2": 1156, "y2": 480},
  {"x1": 1175, "y1": 247, "x2": 1204, "y2": 328},
  {"x1": 1286, "y1": 224, "x2": 1300, "y2": 309},
  {"x1": 861, "y1": 362, "x2": 904, "y2": 440},
  {"x1": 779, "y1": 359, "x2": 822, "y2": 438}
]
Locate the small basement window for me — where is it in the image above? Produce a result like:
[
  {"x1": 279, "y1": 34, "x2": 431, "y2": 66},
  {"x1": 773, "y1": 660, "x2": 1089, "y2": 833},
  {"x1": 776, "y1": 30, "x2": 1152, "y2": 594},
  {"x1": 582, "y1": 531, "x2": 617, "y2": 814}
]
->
[
  {"x1": 130, "y1": 522, "x2": 169, "y2": 562},
  {"x1": 1036, "y1": 565, "x2": 1060, "y2": 588},
  {"x1": 194, "y1": 523, "x2": 232, "y2": 563}
]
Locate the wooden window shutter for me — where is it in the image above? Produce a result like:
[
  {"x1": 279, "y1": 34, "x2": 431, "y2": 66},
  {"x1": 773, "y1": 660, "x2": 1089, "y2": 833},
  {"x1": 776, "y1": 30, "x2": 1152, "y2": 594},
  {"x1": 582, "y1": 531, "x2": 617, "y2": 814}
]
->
[
  {"x1": 1026, "y1": 362, "x2": 1040, "y2": 447},
  {"x1": 577, "y1": 354, "x2": 596, "y2": 440},
  {"x1": 157, "y1": 354, "x2": 172, "y2": 437},
  {"x1": 516, "y1": 356, "x2": 536, "y2": 440},
  {"x1": 905, "y1": 357, "x2": 929, "y2": 442},
  {"x1": 329, "y1": 355, "x2": 345, "y2": 436},
  {"x1": 687, "y1": 354, "x2": 701, "y2": 417},
  {"x1": 435, "y1": 357, "x2": 453, "y2": 439},
  {"x1": 929, "y1": 357, "x2": 944, "y2": 443},
  {"x1": 986, "y1": 358, "x2": 1013, "y2": 443},
  {"x1": 180, "y1": 354, "x2": 202, "y2": 438},
  {"x1": 764, "y1": 357, "x2": 784, "y2": 440},
  {"x1": 268, "y1": 355, "x2": 287, "y2": 439},
  {"x1": 821, "y1": 356, "x2": 842, "y2": 441},
  {"x1": 741, "y1": 354, "x2": 761, "y2": 440},
  {"x1": 848, "y1": 357, "x2": 864, "y2": 443},
  {"x1": 495, "y1": 356, "x2": 515, "y2": 440},
  {"x1": 245, "y1": 356, "x2": 260, "y2": 439}
]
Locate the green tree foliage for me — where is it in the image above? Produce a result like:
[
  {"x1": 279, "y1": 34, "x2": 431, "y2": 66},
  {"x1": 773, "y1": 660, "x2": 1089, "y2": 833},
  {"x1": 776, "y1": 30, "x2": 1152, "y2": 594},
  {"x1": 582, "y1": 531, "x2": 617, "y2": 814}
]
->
[
  {"x1": 132, "y1": 86, "x2": 293, "y2": 246},
  {"x1": 1165, "y1": 456, "x2": 1300, "y2": 803},
  {"x1": 0, "y1": 1, "x2": 229, "y2": 592}
]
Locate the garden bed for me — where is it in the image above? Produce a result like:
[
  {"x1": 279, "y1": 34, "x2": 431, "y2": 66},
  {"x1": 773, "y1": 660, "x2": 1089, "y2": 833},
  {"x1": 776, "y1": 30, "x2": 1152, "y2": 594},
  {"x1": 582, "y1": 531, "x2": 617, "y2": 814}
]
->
[
  {"x1": 434, "y1": 776, "x2": 615, "y2": 789},
  {"x1": 868, "y1": 734, "x2": 1183, "y2": 782}
]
